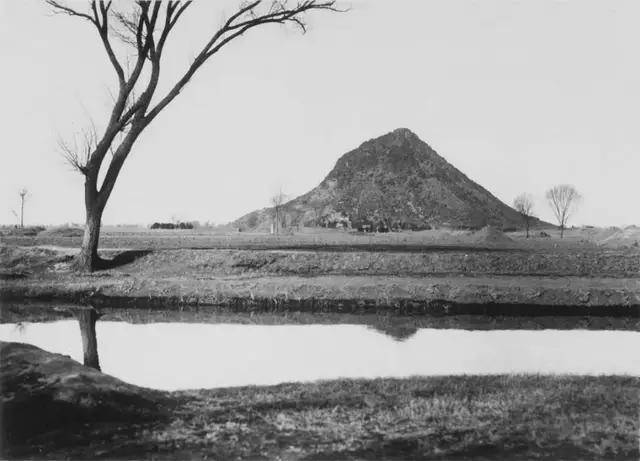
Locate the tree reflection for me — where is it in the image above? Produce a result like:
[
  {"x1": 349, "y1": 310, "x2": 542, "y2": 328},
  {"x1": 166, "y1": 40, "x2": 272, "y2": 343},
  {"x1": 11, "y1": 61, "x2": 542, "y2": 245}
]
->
[{"x1": 71, "y1": 307, "x2": 102, "y2": 370}]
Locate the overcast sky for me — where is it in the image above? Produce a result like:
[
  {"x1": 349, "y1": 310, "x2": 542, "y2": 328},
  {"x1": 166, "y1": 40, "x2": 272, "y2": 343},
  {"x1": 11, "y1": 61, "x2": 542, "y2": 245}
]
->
[{"x1": 1, "y1": 0, "x2": 638, "y2": 227}]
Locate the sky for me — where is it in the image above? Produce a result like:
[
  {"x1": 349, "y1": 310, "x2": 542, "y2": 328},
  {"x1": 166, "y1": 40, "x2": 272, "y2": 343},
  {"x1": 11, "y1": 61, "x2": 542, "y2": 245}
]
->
[{"x1": 1, "y1": 0, "x2": 638, "y2": 227}]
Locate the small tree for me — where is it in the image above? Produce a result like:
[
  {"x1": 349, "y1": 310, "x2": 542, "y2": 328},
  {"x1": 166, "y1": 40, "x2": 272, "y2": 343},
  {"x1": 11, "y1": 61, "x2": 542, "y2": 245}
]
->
[
  {"x1": 546, "y1": 184, "x2": 581, "y2": 238},
  {"x1": 270, "y1": 189, "x2": 288, "y2": 234},
  {"x1": 513, "y1": 193, "x2": 535, "y2": 238},
  {"x1": 11, "y1": 188, "x2": 29, "y2": 228}
]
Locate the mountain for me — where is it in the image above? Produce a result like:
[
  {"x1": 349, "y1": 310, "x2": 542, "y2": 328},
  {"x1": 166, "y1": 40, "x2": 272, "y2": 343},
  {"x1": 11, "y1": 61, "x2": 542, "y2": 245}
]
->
[{"x1": 233, "y1": 128, "x2": 545, "y2": 231}]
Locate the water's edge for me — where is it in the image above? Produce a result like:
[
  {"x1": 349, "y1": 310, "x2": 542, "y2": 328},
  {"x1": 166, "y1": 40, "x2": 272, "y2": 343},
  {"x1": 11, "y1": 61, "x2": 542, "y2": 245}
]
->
[{"x1": 2, "y1": 291, "x2": 640, "y2": 317}]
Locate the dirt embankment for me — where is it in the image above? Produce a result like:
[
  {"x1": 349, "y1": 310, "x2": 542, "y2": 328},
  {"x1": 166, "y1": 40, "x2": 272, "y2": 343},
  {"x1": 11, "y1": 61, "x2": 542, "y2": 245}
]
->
[
  {"x1": 1, "y1": 245, "x2": 639, "y2": 314},
  {"x1": 2, "y1": 341, "x2": 639, "y2": 460},
  {"x1": 0, "y1": 341, "x2": 168, "y2": 453},
  {"x1": 132, "y1": 248, "x2": 640, "y2": 278}
]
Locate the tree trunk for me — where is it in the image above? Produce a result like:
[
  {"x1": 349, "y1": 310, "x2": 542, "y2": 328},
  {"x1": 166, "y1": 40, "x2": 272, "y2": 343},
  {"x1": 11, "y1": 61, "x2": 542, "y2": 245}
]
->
[
  {"x1": 74, "y1": 307, "x2": 101, "y2": 370},
  {"x1": 560, "y1": 224, "x2": 564, "y2": 239},
  {"x1": 76, "y1": 205, "x2": 104, "y2": 272},
  {"x1": 525, "y1": 217, "x2": 530, "y2": 238},
  {"x1": 20, "y1": 197, "x2": 24, "y2": 228}
]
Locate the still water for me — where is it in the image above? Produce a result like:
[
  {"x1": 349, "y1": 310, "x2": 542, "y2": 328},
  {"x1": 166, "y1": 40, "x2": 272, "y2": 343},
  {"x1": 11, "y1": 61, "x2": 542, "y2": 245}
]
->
[{"x1": 1, "y1": 320, "x2": 638, "y2": 391}]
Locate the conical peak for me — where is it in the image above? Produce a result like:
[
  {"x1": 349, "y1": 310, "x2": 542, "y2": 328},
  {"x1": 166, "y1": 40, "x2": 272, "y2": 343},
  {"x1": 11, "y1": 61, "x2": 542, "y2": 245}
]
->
[
  {"x1": 391, "y1": 127, "x2": 417, "y2": 137},
  {"x1": 378, "y1": 127, "x2": 419, "y2": 143},
  {"x1": 358, "y1": 127, "x2": 421, "y2": 152}
]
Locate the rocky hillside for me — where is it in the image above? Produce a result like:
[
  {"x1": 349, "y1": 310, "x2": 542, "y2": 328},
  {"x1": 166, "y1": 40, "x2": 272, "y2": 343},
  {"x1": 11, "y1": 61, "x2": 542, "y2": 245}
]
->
[{"x1": 234, "y1": 128, "x2": 546, "y2": 231}]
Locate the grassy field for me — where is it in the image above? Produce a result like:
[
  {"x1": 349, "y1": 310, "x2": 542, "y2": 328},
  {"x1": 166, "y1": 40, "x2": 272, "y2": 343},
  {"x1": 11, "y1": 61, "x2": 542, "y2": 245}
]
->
[{"x1": 2, "y1": 341, "x2": 638, "y2": 460}]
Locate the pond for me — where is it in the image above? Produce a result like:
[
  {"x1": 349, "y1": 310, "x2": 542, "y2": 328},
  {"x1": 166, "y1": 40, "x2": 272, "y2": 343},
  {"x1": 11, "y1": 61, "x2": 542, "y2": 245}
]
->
[{"x1": 1, "y1": 317, "x2": 639, "y2": 390}]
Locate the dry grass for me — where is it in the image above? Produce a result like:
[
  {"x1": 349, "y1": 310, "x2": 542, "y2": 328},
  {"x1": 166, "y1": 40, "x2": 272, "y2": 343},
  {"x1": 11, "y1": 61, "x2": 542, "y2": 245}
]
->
[
  {"x1": 7, "y1": 357, "x2": 637, "y2": 460},
  {"x1": 149, "y1": 375, "x2": 640, "y2": 459}
]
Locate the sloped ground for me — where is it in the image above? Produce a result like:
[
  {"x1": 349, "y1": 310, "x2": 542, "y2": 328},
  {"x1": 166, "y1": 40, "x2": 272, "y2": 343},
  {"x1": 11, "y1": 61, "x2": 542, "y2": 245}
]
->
[
  {"x1": 0, "y1": 341, "x2": 169, "y2": 455},
  {"x1": 2, "y1": 341, "x2": 638, "y2": 460},
  {"x1": 0, "y1": 245, "x2": 72, "y2": 280}
]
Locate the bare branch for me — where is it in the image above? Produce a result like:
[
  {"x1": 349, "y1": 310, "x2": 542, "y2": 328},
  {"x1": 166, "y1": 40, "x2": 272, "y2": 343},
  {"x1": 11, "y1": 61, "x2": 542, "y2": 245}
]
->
[
  {"x1": 46, "y1": 0, "x2": 97, "y2": 24},
  {"x1": 57, "y1": 122, "x2": 100, "y2": 176},
  {"x1": 58, "y1": 138, "x2": 88, "y2": 175},
  {"x1": 110, "y1": 8, "x2": 141, "y2": 48},
  {"x1": 144, "y1": 0, "x2": 339, "y2": 126},
  {"x1": 47, "y1": 0, "x2": 126, "y2": 84}
]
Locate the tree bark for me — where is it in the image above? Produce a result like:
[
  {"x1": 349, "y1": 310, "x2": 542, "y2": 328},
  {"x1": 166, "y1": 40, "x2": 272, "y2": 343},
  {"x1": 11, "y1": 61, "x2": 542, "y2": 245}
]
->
[
  {"x1": 75, "y1": 135, "x2": 136, "y2": 273},
  {"x1": 74, "y1": 307, "x2": 101, "y2": 370},
  {"x1": 76, "y1": 202, "x2": 104, "y2": 272}
]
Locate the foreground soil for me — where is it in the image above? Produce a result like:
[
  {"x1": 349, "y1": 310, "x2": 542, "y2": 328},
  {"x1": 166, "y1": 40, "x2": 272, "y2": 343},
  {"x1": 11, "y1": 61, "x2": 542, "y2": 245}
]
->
[
  {"x1": 1, "y1": 341, "x2": 638, "y2": 460},
  {"x1": 1, "y1": 245, "x2": 639, "y2": 315}
]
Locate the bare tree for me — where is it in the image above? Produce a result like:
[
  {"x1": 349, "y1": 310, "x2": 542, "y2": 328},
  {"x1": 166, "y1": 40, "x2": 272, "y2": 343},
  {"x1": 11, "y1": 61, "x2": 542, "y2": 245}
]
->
[
  {"x1": 47, "y1": 0, "x2": 342, "y2": 271},
  {"x1": 17, "y1": 188, "x2": 28, "y2": 229},
  {"x1": 513, "y1": 193, "x2": 535, "y2": 238},
  {"x1": 270, "y1": 189, "x2": 288, "y2": 234},
  {"x1": 546, "y1": 184, "x2": 581, "y2": 238}
]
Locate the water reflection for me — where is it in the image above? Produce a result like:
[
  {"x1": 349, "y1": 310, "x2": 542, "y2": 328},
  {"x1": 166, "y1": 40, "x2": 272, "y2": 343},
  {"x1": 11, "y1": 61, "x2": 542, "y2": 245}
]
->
[
  {"x1": 0, "y1": 318, "x2": 638, "y2": 391},
  {"x1": 72, "y1": 307, "x2": 102, "y2": 370},
  {"x1": 367, "y1": 324, "x2": 418, "y2": 341}
]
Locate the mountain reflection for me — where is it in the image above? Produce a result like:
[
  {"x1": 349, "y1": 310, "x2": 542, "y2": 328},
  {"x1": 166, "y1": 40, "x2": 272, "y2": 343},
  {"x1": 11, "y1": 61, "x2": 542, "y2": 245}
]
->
[{"x1": 367, "y1": 324, "x2": 419, "y2": 341}]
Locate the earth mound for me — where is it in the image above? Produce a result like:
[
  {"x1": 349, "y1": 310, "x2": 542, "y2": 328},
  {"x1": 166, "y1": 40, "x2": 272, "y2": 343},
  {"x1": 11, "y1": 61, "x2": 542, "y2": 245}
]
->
[
  {"x1": 0, "y1": 341, "x2": 166, "y2": 448},
  {"x1": 233, "y1": 128, "x2": 548, "y2": 232},
  {"x1": 470, "y1": 226, "x2": 514, "y2": 245}
]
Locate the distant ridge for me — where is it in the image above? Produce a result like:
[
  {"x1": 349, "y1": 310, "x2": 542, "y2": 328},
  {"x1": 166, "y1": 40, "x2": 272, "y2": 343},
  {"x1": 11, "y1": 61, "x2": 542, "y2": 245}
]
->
[{"x1": 233, "y1": 128, "x2": 547, "y2": 231}]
